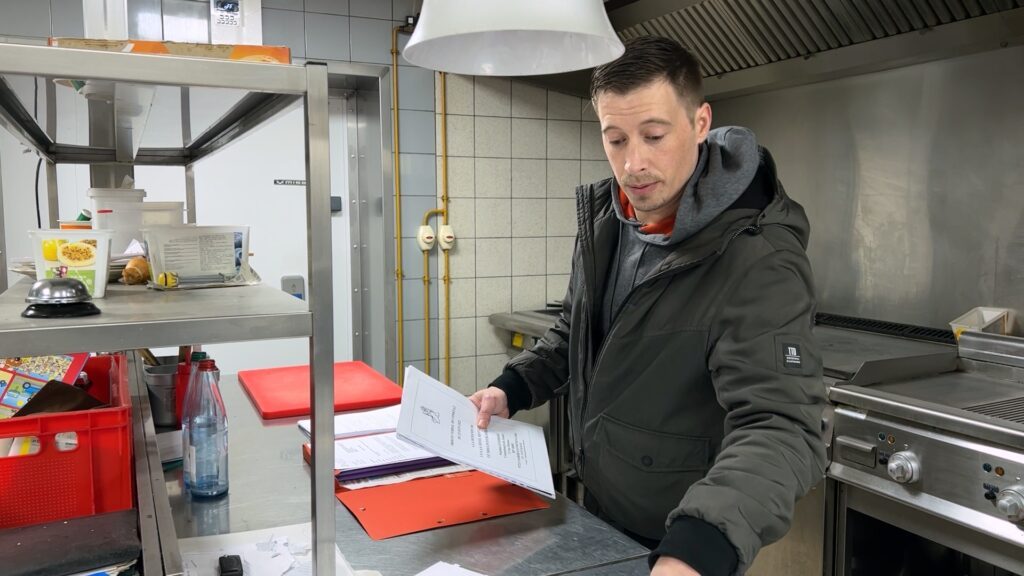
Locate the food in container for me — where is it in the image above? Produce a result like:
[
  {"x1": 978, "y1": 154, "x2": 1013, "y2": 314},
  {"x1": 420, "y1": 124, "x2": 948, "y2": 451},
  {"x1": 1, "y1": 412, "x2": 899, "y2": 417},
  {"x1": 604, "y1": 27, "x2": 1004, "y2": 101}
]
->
[{"x1": 28, "y1": 229, "x2": 113, "y2": 298}]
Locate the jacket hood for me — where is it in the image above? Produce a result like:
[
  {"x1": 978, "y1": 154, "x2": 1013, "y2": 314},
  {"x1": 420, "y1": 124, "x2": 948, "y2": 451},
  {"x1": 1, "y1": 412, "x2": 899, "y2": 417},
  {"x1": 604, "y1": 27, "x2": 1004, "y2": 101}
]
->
[{"x1": 611, "y1": 126, "x2": 761, "y2": 246}]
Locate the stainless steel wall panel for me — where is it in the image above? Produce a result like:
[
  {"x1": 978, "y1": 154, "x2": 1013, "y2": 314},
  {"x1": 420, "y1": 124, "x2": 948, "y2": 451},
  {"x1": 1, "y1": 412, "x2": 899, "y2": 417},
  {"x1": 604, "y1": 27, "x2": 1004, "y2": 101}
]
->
[
  {"x1": 712, "y1": 46, "x2": 1024, "y2": 332},
  {"x1": 128, "y1": 0, "x2": 164, "y2": 40},
  {"x1": 50, "y1": 0, "x2": 85, "y2": 37},
  {"x1": 162, "y1": 0, "x2": 210, "y2": 43}
]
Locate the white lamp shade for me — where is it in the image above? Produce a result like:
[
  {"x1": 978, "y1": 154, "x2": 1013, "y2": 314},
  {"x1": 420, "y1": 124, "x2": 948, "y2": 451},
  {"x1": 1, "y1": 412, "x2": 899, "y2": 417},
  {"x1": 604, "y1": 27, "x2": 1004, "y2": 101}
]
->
[{"x1": 403, "y1": 0, "x2": 625, "y2": 76}]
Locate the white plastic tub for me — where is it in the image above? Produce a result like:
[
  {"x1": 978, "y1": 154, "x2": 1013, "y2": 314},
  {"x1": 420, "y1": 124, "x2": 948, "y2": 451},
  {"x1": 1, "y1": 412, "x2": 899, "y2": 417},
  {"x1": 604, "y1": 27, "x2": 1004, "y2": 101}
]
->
[
  {"x1": 88, "y1": 188, "x2": 146, "y2": 255},
  {"x1": 142, "y1": 202, "x2": 185, "y2": 226},
  {"x1": 28, "y1": 229, "x2": 114, "y2": 298}
]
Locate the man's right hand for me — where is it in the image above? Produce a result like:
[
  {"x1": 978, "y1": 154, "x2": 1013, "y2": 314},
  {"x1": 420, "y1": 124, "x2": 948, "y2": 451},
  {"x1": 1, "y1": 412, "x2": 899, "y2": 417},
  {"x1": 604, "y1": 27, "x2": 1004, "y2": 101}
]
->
[{"x1": 468, "y1": 387, "x2": 509, "y2": 429}]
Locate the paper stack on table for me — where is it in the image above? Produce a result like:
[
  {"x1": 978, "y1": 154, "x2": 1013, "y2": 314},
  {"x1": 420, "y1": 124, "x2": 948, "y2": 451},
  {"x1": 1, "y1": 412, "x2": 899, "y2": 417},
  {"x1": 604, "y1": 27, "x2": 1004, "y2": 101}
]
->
[{"x1": 297, "y1": 405, "x2": 401, "y2": 440}]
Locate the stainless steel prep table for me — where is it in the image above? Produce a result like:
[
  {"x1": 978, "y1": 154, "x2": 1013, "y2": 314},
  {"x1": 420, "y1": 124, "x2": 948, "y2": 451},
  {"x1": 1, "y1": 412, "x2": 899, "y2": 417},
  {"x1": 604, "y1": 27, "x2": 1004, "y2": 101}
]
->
[{"x1": 164, "y1": 375, "x2": 649, "y2": 575}]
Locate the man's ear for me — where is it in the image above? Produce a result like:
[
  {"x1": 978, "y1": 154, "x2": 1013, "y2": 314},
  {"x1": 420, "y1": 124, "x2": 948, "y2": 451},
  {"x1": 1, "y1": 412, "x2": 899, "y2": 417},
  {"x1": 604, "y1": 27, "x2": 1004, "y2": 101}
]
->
[{"x1": 695, "y1": 102, "x2": 712, "y2": 143}]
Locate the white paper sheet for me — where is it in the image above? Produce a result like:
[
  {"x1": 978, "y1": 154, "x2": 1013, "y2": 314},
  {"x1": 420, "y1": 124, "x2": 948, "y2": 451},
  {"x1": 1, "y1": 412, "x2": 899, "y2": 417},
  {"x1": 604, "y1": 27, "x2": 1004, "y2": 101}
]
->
[
  {"x1": 414, "y1": 561, "x2": 488, "y2": 576},
  {"x1": 396, "y1": 367, "x2": 555, "y2": 499},
  {"x1": 297, "y1": 405, "x2": 401, "y2": 440},
  {"x1": 178, "y1": 523, "x2": 357, "y2": 576},
  {"x1": 338, "y1": 463, "x2": 472, "y2": 490},
  {"x1": 333, "y1": 431, "x2": 438, "y2": 470}
]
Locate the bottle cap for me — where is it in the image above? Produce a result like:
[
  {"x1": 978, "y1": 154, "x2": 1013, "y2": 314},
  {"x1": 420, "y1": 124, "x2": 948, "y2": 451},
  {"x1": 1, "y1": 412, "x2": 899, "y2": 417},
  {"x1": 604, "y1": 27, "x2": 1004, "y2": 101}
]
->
[{"x1": 191, "y1": 351, "x2": 208, "y2": 362}]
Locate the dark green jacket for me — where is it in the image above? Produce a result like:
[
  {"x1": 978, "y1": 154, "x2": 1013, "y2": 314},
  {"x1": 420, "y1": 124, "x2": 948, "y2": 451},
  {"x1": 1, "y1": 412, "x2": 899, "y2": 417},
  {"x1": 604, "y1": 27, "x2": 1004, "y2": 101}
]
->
[{"x1": 493, "y1": 151, "x2": 827, "y2": 574}]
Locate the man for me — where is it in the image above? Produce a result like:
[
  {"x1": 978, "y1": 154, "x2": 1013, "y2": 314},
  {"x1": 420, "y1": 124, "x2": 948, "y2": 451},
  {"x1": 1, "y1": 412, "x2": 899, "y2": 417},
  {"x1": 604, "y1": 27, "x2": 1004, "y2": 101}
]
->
[{"x1": 470, "y1": 36, "x2": 827, "y2": 576}]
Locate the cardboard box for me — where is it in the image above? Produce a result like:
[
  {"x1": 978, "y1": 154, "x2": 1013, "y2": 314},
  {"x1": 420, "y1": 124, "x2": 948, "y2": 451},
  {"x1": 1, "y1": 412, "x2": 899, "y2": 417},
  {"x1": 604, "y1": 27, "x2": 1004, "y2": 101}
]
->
[{"x1": 48, "y1": 37, "x2": 290, "y2": 64}]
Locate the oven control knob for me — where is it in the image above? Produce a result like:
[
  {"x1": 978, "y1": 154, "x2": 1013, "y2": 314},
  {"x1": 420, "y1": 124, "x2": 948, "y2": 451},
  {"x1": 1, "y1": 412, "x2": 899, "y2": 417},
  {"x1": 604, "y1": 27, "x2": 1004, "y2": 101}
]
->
[
  {"x1": 886, "y1": 451, "x2": 920, "y2": 484},
  {"x1": 996, "y1": 485, "x2": 1024, "y2": 523}
]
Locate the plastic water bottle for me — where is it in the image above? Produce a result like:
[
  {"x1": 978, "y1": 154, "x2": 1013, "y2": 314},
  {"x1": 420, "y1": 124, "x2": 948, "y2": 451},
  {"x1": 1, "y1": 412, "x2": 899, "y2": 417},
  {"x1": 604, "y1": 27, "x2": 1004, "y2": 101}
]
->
[
  {"x1": 181, "y1": 358, "x2": 229, "y2": 497},
  {"x1": 181, "y1": 351, "x2": 208, "y2": 490}
]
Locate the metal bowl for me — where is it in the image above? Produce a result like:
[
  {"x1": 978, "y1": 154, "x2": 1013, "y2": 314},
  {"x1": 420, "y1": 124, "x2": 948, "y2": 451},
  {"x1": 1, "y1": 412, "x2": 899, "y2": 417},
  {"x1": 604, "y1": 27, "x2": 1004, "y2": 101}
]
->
[{"x1": 25, "y1": 278, "x2": 93, "y2": 304}]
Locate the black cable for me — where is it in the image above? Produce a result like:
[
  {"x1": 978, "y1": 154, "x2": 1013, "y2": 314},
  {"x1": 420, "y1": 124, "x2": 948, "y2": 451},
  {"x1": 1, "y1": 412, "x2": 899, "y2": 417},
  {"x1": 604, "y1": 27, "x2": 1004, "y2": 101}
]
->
[{"x1": 33, "y1": 77, "x2": 42, "y2": 228}]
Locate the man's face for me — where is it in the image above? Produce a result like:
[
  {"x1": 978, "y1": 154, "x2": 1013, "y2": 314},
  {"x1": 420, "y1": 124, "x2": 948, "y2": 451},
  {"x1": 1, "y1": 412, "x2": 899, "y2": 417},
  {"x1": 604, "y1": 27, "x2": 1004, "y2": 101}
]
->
[{"x1": 595, "y1": 79, "x2": 711, "y2": 224}]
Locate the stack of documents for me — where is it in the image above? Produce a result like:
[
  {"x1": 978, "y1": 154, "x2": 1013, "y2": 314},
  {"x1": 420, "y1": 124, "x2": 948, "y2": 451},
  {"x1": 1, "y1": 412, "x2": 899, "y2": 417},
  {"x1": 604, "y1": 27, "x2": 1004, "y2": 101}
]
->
[
  {"x1": 298, "y1": 404, "x2": 453, "y2": 482},
  {"x1": 330, "y1": 432, "x2": 450, "y2": 482},
  {"x1": 297, "y1": 405, "x2": 400, "y2": 440}
]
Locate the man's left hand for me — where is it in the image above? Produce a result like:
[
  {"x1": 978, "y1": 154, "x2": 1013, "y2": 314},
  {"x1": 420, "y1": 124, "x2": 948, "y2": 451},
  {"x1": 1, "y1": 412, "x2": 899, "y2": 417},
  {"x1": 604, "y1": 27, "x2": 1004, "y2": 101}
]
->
[{"x1": 651, "y1": 556, "x2": 701, "y2": 576}]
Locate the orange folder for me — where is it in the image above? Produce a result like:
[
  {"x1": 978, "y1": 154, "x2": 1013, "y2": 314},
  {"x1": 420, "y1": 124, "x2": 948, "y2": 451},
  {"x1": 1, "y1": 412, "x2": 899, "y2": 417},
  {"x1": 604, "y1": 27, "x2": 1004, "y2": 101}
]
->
[
  {"x1": 238, "y1": 361, "x2": 401, "y2": 419},
  {"x1": 336, "y1": 470, "x2": 550, "y2": 540},
  {"x1": 301, "y1": 444, "x2": 550, "y2": 539}
]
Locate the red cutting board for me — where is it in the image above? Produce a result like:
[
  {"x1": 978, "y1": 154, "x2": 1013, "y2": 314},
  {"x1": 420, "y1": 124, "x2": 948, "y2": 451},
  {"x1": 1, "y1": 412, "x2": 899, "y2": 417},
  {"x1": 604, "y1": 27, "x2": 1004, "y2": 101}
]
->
[{"x1": 237, "y1": 361, "x2": 401, "y2": 419}]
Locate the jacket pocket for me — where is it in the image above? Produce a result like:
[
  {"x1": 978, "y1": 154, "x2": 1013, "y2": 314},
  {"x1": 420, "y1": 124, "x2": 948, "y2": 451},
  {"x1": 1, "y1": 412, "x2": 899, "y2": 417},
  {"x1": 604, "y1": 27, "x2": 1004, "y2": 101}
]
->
[{"x1": 588, "y1": 414, "x2": 710, "y2": 539}]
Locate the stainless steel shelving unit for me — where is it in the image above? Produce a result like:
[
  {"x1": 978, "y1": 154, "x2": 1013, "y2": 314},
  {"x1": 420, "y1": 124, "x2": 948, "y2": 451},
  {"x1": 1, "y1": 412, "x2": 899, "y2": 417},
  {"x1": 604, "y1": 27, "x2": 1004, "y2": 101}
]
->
[{"x1": 0, "y1": 43, "x2": 337, "y2": 575}]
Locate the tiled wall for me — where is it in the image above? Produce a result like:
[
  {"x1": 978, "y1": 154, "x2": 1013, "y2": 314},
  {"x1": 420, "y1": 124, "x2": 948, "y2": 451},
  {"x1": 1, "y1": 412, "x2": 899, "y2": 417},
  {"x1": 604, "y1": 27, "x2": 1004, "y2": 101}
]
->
[{"x1": 435, "y1": 76, "x2": 612, "y2": 395}]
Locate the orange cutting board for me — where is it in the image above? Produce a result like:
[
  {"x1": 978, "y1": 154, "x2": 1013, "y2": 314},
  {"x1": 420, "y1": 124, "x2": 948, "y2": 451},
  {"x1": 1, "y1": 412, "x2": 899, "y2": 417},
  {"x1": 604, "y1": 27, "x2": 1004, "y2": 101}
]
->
[{"x1": 237, "y1": 361, "x2": 401, "y2": 419}]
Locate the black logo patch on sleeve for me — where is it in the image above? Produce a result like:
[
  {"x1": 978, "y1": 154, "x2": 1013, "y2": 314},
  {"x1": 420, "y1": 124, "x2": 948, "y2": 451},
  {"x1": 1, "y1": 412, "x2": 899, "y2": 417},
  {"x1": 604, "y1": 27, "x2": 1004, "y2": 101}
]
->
[{"x1": 783, "y1": 343, "x2": 802, "y2": 369}]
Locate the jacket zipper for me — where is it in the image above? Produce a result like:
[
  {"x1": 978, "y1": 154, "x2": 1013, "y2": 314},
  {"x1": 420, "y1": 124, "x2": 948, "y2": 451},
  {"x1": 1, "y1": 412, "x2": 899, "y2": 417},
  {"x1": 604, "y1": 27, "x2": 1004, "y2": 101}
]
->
[{"x1": 577, "y1": 223, "x2": 762, "y2": 478}]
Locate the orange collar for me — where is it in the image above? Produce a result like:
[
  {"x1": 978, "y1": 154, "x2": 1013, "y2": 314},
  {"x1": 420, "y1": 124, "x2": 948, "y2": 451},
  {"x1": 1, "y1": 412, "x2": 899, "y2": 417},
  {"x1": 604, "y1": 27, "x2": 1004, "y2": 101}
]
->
[{"x1": 618, "y1": 187, "x2": 675, "y2": 235}]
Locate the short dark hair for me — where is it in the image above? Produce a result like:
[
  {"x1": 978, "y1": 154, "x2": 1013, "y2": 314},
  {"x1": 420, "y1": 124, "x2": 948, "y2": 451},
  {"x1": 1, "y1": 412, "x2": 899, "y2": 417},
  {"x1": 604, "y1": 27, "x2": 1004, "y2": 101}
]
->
[{"x1": 590, "y1": 36, "x2": 705, "y2": 113}]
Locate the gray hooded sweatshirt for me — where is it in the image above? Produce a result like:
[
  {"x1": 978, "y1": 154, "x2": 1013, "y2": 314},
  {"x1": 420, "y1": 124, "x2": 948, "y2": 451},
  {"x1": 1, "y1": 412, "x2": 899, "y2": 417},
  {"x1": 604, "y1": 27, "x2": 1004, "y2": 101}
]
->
[{"x1": 602, "y1": 126, "x2": 760, "y2": 335}]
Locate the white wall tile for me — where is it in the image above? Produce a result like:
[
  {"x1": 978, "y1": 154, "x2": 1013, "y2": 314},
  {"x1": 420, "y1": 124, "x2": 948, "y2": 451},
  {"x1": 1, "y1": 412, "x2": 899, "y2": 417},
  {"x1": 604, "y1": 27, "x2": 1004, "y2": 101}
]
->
[
  {"x1": 349, "y1": 0, "x2": 390, "y2": 19},
  {"x1": 438, "y1": 74, "x2": 474, "y2": 115},
  {"x1": 474, "y1": 117, "x2": 511, "y2": 158},
  {"x1": 402, "y1": 277, "x2": 439, "y2": 320},
  {"x1": 445, "y1": 317, "x2": 476, "y2": 358},
  {"x1": 448, "y1": 238, "x2": 475, "y2": 278},
  {"x1": 474, "y1": 158, "x2": 511, "y2": 198},
  {"x1": 547, "y1": 160, "x2": 581, "y2": 198},
  {"x1": 511, "y1": 159, "x2": 546, "y2": 198},
  {"x1": 399, "y1": 109, "x2": 434, "y2": 154},
  {"x1": 448, "y1": 197, "x2": 475, "y2": 240},
  {"x1": 305, "y1": 12, "x2": 350, "y2": 60},
  {"x1": 447, "y1": 356, "x2": 477, "y2": 394},
  {"x1": 439, "y1": 114, "x2": 473, "y2": 157},
  {"x1": 512, "y1": 275, "x2": 547, "y2": 311},
  {"x1": 438, "y1": 156, "x2": 475, "y2": 198},
  {"x1": 547, "y1": 120, "x2": 581, "y2": 160},
  {"x1": 476, "y1": 198, "x2": 511, "y2": 238},
  {"x1": 477, "y1": 354, "x2": 510, "y2": 387},
  {"x1": 510, "y1": 118, "x2": 547, "y2": 160},
  {"x1": 512, "y1": 237, "x2": 546, "y2": 276},
  {"x1": 474, "y1": 77, "x2": 511, "y2": 117},
  {"x1": 511, "y1": 198, "x2": 546, "y2": 238},
  {"x1": 511, "y1": 81, "x2": 546, "y2": 119},
  {"x1": 403, "y1": 318, "x2": 439, "y2": 361},
  {"x1": 581, "y1": 160, "x2": 614, "y2": 184},
  {"x1": 475, "y1": 277, "x2": 512, "y2": 315},
  {"x1": 476, "y1": 238, "x2": 512, "y2": 277},
  {"x1": 399, "y1": 66, "x2": 435, "y2": 111},
  {"x1": 305, "y1": 0, "x2": 349, "y2": 15},
  {"x1": 582, "y1": 99, "x2": 599, "y2": 122},
  {"x1": 547, "y1": 236, "x2": 574, "y2": 275},
  {"x1": 548, "y1": 91, "x2": 582, "y2": 120},
  {"x1": 580, "y1": 122, "x2": 604, "y2": 160},
  {"x1": 265, "y1": 0, "x2": 303, "y2": 9},
  {"x1": 446, "y1": 277, "x2": 476, "y2": 318},
  {"x1": 546, "y1": 199, "x2": 577, "y2": 237},
  {"x1": 547, "y1": 274, "x2": 570, "y2": 302},
  {"x1": 477, "y1": 317, "x2": 508, "y2": 355},
  {"x1": 263, "y1": 8, "x2": 306, "y2": 58}
]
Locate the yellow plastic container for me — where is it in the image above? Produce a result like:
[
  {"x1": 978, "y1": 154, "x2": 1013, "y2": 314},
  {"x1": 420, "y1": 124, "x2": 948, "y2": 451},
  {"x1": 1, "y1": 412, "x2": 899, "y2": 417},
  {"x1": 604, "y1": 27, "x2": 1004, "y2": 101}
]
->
[
  {"x1": 949, "y1": 307, "x2": 1011, "y2": 341},
  {"x1": 28, "y1": 229, "x2": 113, "y2": 298}
]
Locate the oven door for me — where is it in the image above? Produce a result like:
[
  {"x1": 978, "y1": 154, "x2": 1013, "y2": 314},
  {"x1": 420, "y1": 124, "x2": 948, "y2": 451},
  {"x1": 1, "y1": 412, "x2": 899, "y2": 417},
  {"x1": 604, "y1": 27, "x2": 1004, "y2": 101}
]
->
[{"x1": 833, "y1": 482, "x2": 1024, "y2": 576}]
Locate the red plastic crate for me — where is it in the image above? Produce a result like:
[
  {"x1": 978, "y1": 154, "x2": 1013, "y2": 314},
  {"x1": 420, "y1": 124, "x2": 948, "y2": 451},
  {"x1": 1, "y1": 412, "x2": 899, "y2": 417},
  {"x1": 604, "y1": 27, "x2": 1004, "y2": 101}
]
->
[{"x1": 0, "y1": 354, "x2": 133, "y2": 529}]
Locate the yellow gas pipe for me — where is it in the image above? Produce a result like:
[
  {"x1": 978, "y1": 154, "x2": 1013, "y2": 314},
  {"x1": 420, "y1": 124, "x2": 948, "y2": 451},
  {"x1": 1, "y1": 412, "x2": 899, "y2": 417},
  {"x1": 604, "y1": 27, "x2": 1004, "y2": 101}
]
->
[
  {"x1": 418, "y1": 72, "x2": 452, "y2": 383},
  {"x1": 391, "y1": 25, "x2": 408, "y2": 385}
]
